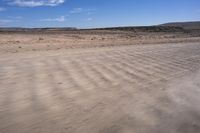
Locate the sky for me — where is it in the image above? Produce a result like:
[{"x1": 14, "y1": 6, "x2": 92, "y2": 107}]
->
[{"x1": 0, "y1": 0, "x2": 200, "y2": 28}]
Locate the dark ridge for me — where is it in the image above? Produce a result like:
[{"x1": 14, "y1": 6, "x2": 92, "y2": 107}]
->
[
  {"x1": 161, "y1": 21, "x2": 200, "y2": 30},
  {"x1": 1, "y1": 21, "x2": 200, "y2": 32},
  {"x1": 85, "y1": 26, "x2": 184, "y2": 32},
  {"x1": 0, "y1": 26, "x2": 185, "y2": 33},
  {"x1": 0, "y1": 27, "x2": 78, "y2": 33}
]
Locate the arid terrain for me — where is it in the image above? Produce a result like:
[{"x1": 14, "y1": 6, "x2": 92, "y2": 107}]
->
[{"x1": 0, "y1": 27, "x2": 200, "y2": 133}]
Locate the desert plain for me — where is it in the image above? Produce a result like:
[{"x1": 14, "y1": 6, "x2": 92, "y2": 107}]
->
[{"x1": 0, "y1": 27, "x2": 200, "y2": 133}]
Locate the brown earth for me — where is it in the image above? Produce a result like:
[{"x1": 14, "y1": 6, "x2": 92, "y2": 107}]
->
[
  {"x1": 0, "y1": 30, "x2": 200, "y2": 54},
  {"x1": 0, "y1": 30, "x2": 200, "y2": 133}
]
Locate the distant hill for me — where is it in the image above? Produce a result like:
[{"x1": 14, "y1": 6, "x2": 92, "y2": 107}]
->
[
  {"x1": 0, "y1": 27, "x2": 77, "y2": 32},
  {"x1": 86, "y1": 26, "x2": 185, "y2": 32},
  {"x1": 0, "y1": 26, "x2": 185, "y2": 33},
  {"x1": 1, "y1": 21, "x2": 200, "y2": 32},
  {"x1": 161, "y1": 21, "x2": 200, "y2": 30}
]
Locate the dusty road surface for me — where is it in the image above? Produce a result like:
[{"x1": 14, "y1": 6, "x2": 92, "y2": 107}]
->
[{"x1": 0, "y1": 42, "x2": 200, "y2": 133}]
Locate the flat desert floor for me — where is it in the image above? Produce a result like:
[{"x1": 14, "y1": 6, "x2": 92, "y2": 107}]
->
[{"x1": 0, "y1": 31, "x2": 200, "y2": 133}]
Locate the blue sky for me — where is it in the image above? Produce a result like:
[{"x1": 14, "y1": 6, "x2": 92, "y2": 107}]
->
[{"x1": 0, "y1": 0, "x2": 200, "y2": 28}]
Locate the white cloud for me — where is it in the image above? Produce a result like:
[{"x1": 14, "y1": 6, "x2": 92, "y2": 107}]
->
[
  {"x1": 0, "y1": 7, "x2": 6, "y2": 11},
  {"x1": 8, "y1": 16, "x2": 23, "y2": 19},
  {"x1": 0, "y1": 17, "x2": 21, "y2": 24},
  {"x1": 6, "y1": 0, "x2": 65, "y2": 7},
  {"x1": 87, "y1": 11, "x2": 93, "y2": 15},
  {"x1": 70, "y1": 8, "x2": 83, "y2": 14},
  {"x1": 86, "y1": 9, "x2": 96, "y2": 15},
  {"x1": 0, "y1": 16, "x2": 22, "y2": 25},
  {"x1": 0, "y1": 19, "x2": 13, "y2": 24},
  {"x1": 40, "y1": 16, "x2": 66, "y2": 22},
  {"x1": 87, "y1": 18, "x2": 93, "y2": 21},
  {"x1": 70, "y1": 8, "x2": 96, "y2": 15}
]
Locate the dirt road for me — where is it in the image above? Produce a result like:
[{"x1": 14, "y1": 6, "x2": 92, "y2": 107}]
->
[{"x1": 0, "y1": 43, "x2": 200, "y2": 133}]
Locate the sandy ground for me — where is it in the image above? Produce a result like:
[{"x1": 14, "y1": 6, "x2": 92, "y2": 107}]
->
[
  {"x1": 0, "y1": 30, "x2": 200, "y2": 54},
  {"x1": 0, "y1": 31, "x2": 200, "y2": 133}
]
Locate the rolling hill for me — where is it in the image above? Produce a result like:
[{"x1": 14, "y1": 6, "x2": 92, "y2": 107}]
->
[{"x1": 161, "y1": 21, "x2": 200, "y2": 30}]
